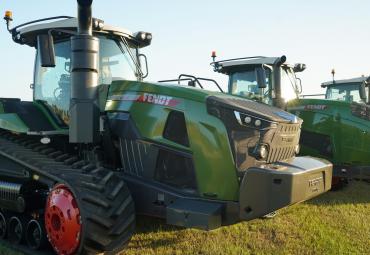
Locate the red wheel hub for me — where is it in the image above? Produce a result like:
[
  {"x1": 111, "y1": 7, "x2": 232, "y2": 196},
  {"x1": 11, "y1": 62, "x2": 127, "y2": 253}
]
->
[{"x1": 45, "y1": 184, "x2": 82, "y2": 255}]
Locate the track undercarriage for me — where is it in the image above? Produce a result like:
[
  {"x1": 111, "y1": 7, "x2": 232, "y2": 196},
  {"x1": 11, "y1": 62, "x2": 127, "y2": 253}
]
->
[{"x1": 0, "y1": 130, "x2": 135, "y2": 254}]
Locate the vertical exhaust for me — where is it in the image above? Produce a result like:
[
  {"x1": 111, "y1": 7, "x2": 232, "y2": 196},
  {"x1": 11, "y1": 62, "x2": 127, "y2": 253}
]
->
[
  {"x1": 69, "y1": 0, "x2": 100, "y2": 143},
  {"x1": 273, "y1": 55, "x2": 287, "y2": 108}
]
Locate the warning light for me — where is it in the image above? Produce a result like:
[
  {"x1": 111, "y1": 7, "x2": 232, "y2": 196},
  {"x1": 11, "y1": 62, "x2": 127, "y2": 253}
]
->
[
  {"x1": 4, "y1": 10, "x2": 13, "y2": 21},
  {"x1": 211, "y1": 51, "x2": 217, "y2": 62}
]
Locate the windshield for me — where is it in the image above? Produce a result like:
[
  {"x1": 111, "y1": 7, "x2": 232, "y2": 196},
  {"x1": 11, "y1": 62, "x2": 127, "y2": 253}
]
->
[
  {"x1": 34, "y1": 36, "x2": 139, "y2": 123},
  {"x1": 229, "y1": 68, "x2": 272, "y2": 104},
  {"x1": 280, "y1": 67, "x2": 300, "y2": 102},
  {"x1": 325, "y1": 83, "x2": 368, "y2": 103}
]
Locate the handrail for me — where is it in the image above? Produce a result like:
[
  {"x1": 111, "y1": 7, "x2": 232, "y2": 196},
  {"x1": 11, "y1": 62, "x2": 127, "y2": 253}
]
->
[
  {"x1": 158, "y1": 74, "x2": 224, "y2": 92},
  {"x1": 300, "y1": 94, "x2": 325, "y2": 98}
]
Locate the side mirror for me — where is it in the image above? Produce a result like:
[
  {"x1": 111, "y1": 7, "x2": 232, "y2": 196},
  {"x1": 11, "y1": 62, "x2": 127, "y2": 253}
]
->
[
  {"x1": 255, "y1": 67, "x2": 267, "y2": 89},
  {"x1": 138, "y1": 54, "x2": 148, "y2": 79},
  {"x1": 37, "y1": 34, "x2": 55, "y2": 67}
]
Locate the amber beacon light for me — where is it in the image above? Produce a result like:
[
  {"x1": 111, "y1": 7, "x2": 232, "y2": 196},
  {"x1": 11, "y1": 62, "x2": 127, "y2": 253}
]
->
[{"x1": 4, "y1": 10, "x2": 13, "y2": 21}]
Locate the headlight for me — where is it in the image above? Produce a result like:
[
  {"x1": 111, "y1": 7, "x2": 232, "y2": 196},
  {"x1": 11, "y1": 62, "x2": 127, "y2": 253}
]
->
[
  {"x1": 244, "y1": 116, "x2": 252, "y2": 124},
  {"x1": 234, "y1": 111, "x2": 276, "y2": 129},
  {"x1": 93, "y1": 18, "x2": 104, "y2": 30},
  {"x1": 255, "y1": 119, "x2": 261, "y2": 127},
  {"x1": 295, "y1": 144, "x2": 300, "y2": 154},
  {"x1": 258, "y1": 144, "x2": 268, "y2": 160},
  {"x1": 134, "y1": 31, "x2": 153, "y2": 46}
]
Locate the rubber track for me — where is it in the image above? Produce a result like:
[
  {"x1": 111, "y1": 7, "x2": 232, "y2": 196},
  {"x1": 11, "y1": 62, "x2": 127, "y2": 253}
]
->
[{"x1": 0, "y1": 130, "x2": 135, "y2": 254}]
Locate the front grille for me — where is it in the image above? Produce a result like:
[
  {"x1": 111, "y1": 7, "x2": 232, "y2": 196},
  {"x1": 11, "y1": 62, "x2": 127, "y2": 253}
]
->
[
  {"x1": 207, "y1": 97, "x2": 302, "y2": 170},
  {"x1": 267, "y1": 146, "x2": 296, "y2": 162},
  {"x1": 265, "y1": 123, "x2": 301, "y2": 163},
  {"x1": 278, "y1": 123, "x2": 301, "y2": 133}
]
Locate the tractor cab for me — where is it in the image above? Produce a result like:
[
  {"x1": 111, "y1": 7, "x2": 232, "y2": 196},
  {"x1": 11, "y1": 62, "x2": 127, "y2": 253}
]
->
[
  {"x1": 212, "y1": 55, "x2": 305, "y2": 108},
  {"x1": 7, "y1": 16, "x2": 152, "y2": 124},
  {"x1": 321, "y1": 77, "x2": 369, "y2": 104}
]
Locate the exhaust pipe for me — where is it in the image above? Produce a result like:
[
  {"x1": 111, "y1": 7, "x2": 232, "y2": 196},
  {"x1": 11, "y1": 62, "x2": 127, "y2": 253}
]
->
[
  {"x1": 77, "y1": 0, "x2": 93, "y2": 35},
  {"x1": 8, "y1": 216, "x2": 25, "y2": 244},
  {"x1": 26, "y1": 219, "x2": 47, "y2": 250},
  {"x1": 273, "y1": 55, "x2": 287, "y2": 108},
  {"x1": 69, "y1": 0, "x2": 100, "y2": 143}
]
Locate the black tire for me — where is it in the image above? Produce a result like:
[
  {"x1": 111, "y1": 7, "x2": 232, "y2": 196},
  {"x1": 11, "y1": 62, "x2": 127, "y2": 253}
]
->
[
  {"x1": 71, "y1": 168, "x2": 136, "y2": 254},
  {"x1": 0, "y1": 131, "x2": 136, "y2": 254}
]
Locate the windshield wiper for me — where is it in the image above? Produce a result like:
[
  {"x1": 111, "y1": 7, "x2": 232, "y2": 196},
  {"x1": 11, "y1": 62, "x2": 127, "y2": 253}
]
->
[{"x1": 118, "y1": 36, "x2": 144, "y2": 79}]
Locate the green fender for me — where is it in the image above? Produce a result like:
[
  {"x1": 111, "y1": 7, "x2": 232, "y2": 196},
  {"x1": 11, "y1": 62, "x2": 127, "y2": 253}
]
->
[{"x1": 0, "y1": 113, "x2": 29, "y2": 133}]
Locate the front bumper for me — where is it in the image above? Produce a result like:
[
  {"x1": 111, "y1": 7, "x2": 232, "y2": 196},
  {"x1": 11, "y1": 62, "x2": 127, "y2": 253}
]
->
[{"x1": 239, "y1": 156, "x2": 332, "y2": 220}]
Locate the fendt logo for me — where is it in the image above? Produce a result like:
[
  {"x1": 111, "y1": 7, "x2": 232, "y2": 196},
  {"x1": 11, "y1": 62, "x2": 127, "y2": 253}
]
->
[
  {"x1": 308, "y1": 177, "x2": 323, "y2": 188},
  {"x1": 109, "y1": 93, "x2": 180, "y2": 107},
  {"x1": 304, "y1": 105, "x2": 328, "y2": 110},
  {"x1": 140, "y1": 93, "x2": 179, "y2": 106},
  {"x1": 281, "y1": 136, "x2": 294, "y2": 143}
]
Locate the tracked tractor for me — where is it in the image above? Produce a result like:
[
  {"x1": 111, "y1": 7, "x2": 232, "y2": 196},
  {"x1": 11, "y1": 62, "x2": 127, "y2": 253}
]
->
[
  {"x1": 211, "y1": 54, "x2": 370, "y2": 185},
  {"x1": 0, "y1": 1, "x2": 332, "y2": 254}
]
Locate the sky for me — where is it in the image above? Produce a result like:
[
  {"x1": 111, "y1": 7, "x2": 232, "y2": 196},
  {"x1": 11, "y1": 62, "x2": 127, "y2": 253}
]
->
[{"x1": 1, "y1": 0, "x2": 370, "y2": 100}]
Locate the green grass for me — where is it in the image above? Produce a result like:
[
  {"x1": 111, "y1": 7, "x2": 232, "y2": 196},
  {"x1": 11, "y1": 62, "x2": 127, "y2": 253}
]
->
[
  {"x1": 124, "y1": 181, "x2": 370, "y2": 255},
  {"x1": 1, "y1": 181, "x2": 369, "y2": 255}
]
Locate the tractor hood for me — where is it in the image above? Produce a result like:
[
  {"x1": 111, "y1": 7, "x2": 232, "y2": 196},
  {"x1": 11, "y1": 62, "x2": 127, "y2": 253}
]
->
[
  {"x1": 287, "y1": 98, "x2": 370, "y2": 124},
  {"x1": 206, "y1": 96, "x2": 300, "y2": 124},
  {"x1": 107, "y1": 80, "x2": 300, "y2": 124}
]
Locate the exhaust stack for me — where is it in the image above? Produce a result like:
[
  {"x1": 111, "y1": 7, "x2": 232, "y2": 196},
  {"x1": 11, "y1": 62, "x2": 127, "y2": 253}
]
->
[
  {"x1": 69, "y1": 0, "x2": 100, "y2": 143},
  {"x1": 273, "y1": 55, "x2": 287, "y2": 108}
]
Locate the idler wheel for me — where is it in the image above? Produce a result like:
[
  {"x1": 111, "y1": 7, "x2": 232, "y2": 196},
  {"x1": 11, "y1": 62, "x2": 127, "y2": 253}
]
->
[
  {"x1": 45, "y1": 184, "x2": 82, "y2": 255},
  {"x1": 0, "y1": 212, "x2": 7, "y2": 239},
  {"x1": 26, "y1": 219, "x2": 47, "y2": 250},
  {"x1": 8, "y1": 216, "x2": 24, "y2": 244}
]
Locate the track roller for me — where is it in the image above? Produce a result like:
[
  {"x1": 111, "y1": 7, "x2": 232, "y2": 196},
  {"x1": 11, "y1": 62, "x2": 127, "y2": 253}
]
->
[
  {"x1": 8, "y1": 216, "x2": 25, "y2": 244},
  {"x1": 45, "y1": 184, "x2": 81, "y2": 255},
  {"x1": 26, "y1": 219, "x2": 47, "y2": 250}
]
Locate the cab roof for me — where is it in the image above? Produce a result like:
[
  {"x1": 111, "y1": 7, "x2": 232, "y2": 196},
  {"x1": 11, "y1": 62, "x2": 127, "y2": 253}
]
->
[
  {"x1": 213, "y1": 56, "x2": 292, "y2": 74},
  {"x1": 13, "y1": 17, "x2": 138, "y2": 47},
  {"x1": 321, "y1": 76, "x2": 368, "y2": 87}
]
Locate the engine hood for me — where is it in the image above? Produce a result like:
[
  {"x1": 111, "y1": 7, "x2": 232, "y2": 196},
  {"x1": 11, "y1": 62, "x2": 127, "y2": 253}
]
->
[
  {"x1": 107, "y1": 80, "x2": 301, "y2": 124},
  {"x1": 207, "y1": 95, "x2": 301, "y2": 124},
  {"x1": 287, "y1": 98, "x2": 370, "y2": 125}
]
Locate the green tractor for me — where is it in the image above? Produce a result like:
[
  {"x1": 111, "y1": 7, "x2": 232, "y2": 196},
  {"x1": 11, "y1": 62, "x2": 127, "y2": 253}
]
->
[
  {"x1": 320, "y1": 75, "x2": 369, "y2": 104},
  {"x1": 210, "y1": 54, "x2": 370, "y2": 185},
  {"x1": 0, "y1": 1, "x2": 332, "y2": 254}
]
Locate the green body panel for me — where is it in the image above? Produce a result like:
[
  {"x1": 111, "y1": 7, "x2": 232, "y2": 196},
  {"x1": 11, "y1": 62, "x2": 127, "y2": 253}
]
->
[
  {"x1": 287, "y1": 98, "x2": 370, "y2": 166},
  {"x1": 0, "y1": 101, "x2": 64, "y2": 133},
  {"x1": 33, "y1": 101, "x2": 65, "y2": 131},
  {"x1": 0, "y1": 113, "x2": 29, "y2": 133},
  {"x1": 106, "y1": 80, "x2": 240, "y2": 201}
]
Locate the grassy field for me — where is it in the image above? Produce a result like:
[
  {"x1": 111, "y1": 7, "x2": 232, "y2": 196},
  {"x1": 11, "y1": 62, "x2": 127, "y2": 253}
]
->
[
  {"x1": 125, "y1": 181, "x2": 369, "y2": 255},
  {"x1": 1, "y1": 181, "x2": 369, "y2": 255}
]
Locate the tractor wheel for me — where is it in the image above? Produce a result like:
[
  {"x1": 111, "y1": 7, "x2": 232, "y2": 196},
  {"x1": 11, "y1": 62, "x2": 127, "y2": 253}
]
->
[{"x1": 45, "y1": 169, "x2": 136, "y2": 255}]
